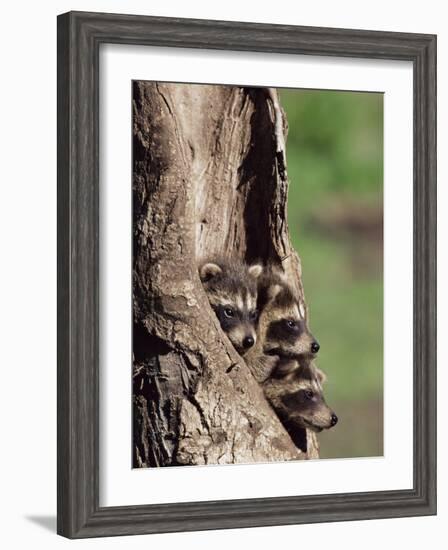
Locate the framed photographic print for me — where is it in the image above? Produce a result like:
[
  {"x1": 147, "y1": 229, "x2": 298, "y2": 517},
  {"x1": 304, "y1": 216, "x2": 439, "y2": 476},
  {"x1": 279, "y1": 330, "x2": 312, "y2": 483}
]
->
[{"x1": 57, "y1": 11, "x2": 437, "y2": 538}]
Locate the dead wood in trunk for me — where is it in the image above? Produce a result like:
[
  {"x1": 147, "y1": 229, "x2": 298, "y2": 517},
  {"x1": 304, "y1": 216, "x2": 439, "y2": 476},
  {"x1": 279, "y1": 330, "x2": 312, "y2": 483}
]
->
[{"x1": 132, "y1": 81, "x2": 319, "y2": 467}]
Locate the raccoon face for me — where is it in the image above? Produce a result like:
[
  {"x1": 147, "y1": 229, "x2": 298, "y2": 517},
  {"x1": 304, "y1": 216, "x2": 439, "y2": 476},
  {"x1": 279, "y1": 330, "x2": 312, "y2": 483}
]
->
[
  {"x1": 263, "y1": 359, "x2": 337, "y2": 433},
  {"x1": 261, "y1": 283, "x2": 320, "y2": 359},
  {"x1": 213, "y1": 302, "x2": 258, "y2": 353},
  {"x1": 199, "y1": 258, "x2": 262, "y2": 355}
]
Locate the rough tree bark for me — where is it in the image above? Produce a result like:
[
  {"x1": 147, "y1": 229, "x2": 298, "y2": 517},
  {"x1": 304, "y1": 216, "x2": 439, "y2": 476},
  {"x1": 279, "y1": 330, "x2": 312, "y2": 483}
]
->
[{"x1": 132, "y1": 81, "x2": 319, "y2": 467}]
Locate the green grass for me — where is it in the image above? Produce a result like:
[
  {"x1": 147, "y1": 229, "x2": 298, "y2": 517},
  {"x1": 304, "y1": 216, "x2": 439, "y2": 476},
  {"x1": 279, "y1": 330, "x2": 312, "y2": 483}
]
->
[
  {"x1": 297, "y1": 236, "x2": 383, "y2": 402},
  {"x1": 280, "y1": 89, "x2": 384, "y2": 458},
  {"x1": 281, "y1": 89, "x2": 383, "y2": 200}
]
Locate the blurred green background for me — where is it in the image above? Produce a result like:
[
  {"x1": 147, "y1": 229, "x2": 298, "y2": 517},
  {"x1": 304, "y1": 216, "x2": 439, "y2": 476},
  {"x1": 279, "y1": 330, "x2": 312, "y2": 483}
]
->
[{"x1": 280, "y1": 89, "x2": 383, "y2": 459}]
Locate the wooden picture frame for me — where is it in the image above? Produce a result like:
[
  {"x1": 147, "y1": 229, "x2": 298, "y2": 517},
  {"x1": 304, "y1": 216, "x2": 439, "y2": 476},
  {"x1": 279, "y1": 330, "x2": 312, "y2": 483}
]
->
[{"x1": 57, "y1": 10, "x2": 437, "y2": 538}]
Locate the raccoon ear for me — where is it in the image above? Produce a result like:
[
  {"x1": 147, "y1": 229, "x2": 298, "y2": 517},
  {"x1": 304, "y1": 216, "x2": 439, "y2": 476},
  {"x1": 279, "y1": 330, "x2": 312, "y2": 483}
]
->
[
  {"x1": 267, "y1": 283, "x2": 283, "y2": 301},
  {"x1": 314, "y1": 367, "x2": 327, "y2": 385},
  {"x1": 248, "y1": 264, "x2": 263, "y2": 279},
  {"x1": 199, "y1": 262, "x2": 222, "y2": 281},
  {"x1": 271, "y1": 265, "x2": 287, "y2": 281},
  {"x1": 273, "y1": 359, "x2": 299, "y2": 378}
]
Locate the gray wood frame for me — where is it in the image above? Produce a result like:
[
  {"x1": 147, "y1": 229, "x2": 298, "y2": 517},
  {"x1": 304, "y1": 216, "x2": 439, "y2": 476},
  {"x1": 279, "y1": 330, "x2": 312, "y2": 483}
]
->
[{"x1": 57, "y1": 10, "x2": 437, "y2": 539}]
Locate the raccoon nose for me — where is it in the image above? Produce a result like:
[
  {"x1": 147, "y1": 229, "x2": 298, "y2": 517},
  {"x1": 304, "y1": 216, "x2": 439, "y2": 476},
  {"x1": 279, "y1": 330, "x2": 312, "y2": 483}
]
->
[
  {"x1": 311, "y1": 341, "x2": 320, "y2": 354},
  {"x1": 330, "y1": 413, "x2": 338, "y2": 426},
  {"x1": 243, "y1": 336, "x2": 255, "y2": 349}
]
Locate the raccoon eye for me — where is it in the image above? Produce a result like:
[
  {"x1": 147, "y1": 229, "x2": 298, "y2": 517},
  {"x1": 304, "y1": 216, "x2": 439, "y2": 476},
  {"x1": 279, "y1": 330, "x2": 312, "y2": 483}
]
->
[
  {"x1": 249, "y1": 310, "x2": 258, "y2": 321},
  {"x1": 304, "y1": 390, "x2": 314, "y2": 400},
  {"x1": 223, "y1": 307, "x2": 235, "y2": 318},
  {"x1": 286, "y1": 319, "x2": 297, "y2": 329}
]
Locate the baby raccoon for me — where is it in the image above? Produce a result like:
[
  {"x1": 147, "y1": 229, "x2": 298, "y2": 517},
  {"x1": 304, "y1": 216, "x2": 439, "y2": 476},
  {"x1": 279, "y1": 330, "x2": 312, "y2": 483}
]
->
[
  {"x1": 263, "y1": 358, "x2": 338, "y2": 450},
  {"x1": 199, "y1": 258, "x2": 263, "y2": 356},
  {"x1": 257, "y1": 267, "x2": 320, "y2": 360}
]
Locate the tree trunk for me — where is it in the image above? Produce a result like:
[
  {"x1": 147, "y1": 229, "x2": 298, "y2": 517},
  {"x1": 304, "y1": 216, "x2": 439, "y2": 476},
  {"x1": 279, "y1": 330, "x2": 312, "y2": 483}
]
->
[{"x1": 132, "y1": 81, "x2": 319, "y2": 467}]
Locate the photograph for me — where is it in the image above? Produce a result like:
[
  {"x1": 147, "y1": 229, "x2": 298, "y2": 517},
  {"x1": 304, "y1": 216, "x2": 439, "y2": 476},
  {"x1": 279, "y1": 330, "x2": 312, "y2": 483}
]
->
[
  {"x1": 53, "y1": 8, "x2": 436, "y2": 539},
  {"x1": 132, "y1": 81, "x2": 383, "y2": 467}
]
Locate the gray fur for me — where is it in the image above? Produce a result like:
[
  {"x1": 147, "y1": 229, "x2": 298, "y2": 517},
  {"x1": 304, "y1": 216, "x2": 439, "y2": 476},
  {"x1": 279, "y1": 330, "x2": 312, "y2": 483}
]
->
[{"x1": 263, "y1": 357, "x2": 337, "y2": 433}]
